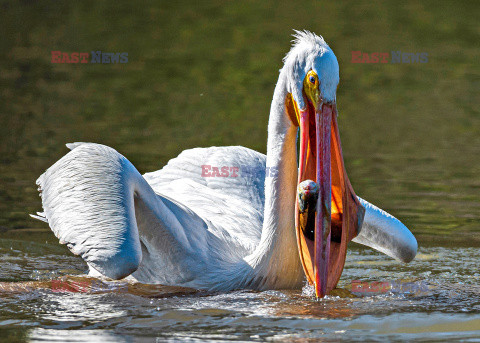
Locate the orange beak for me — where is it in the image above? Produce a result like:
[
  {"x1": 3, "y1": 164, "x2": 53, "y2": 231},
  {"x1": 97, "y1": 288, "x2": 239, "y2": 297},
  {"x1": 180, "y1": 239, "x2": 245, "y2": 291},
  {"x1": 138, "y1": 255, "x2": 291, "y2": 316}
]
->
[{"x1": 295, "y1": 102, "x2": 365, "y2": 298}]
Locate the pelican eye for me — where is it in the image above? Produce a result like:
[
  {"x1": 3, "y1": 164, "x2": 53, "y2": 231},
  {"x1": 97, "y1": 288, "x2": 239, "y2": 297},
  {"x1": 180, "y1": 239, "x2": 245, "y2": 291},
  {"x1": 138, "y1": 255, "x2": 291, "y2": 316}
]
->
[{"x1": 303, "y1": 71, "x2": 320, "y2": 104}]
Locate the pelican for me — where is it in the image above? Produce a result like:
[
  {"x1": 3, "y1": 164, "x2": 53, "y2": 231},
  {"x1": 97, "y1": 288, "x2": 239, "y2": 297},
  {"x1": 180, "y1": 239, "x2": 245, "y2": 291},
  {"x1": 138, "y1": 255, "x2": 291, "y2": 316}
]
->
[{"x1": 31, "y1": 31, "x2": 417, "y2": 298}]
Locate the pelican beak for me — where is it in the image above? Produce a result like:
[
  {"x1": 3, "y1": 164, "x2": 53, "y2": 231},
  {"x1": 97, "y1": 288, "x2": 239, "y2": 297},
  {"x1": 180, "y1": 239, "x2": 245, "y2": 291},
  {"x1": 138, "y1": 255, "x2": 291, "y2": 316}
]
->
[{"x1": 295, "y1": 101, "x2": 365, "y2": 298}]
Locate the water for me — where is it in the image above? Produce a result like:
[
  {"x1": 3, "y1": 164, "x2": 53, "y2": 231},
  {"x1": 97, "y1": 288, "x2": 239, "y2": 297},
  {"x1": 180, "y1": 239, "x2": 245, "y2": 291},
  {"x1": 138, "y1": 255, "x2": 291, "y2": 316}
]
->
[
  {"x1": 1, "y1": 0, "x2": 479, "y2": 342},
  {"x1": 1, "y1": 241, "x2": 479, "y2": 342}
]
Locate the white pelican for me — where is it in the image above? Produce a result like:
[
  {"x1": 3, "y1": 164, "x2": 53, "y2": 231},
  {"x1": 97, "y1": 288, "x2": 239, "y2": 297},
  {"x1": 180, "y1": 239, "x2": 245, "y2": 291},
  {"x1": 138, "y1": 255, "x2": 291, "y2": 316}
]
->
[{"x1": 31, "y1": 31, "x2": 417, "y2": 298}]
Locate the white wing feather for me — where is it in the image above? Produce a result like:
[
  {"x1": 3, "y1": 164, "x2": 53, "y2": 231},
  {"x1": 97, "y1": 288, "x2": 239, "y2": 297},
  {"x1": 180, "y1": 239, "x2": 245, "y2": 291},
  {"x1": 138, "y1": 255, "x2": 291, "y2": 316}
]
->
[
  {"x1": 35, "y1": 143, "x2": 143, "y2": 279},
  {"x1": 33, "y1": 143, "x2": 268, "y2": 288},
  {"x1": 144, "y1": 146, "x2": 266, "y2": 252}
]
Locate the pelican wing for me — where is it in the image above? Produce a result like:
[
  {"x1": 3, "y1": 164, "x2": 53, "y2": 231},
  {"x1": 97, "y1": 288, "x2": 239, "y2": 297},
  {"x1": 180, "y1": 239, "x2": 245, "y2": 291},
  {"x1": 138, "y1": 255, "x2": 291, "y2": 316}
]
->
[
  {"x1": 143, "y1": 146, "x2": 267, "y2": 252},
  {"x1": 32, "y1": 143, "x2": 268, "y2": 285},
  {"x1": 33, "y1": 143, "x2": 210, "y2": 282}
]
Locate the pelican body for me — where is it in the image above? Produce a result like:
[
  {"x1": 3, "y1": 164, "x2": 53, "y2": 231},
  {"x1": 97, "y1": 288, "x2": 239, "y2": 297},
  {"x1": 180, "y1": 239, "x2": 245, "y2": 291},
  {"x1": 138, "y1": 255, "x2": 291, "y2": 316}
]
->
[{"x1": 31, "y1": 32, "x2": 417, "y2": 297}]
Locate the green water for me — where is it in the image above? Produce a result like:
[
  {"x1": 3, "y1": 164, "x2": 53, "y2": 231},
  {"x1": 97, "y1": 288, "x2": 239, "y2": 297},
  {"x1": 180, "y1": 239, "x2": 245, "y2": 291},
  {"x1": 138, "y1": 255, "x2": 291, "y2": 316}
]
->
[{"x1": 0, "y1": 1, "x2": 479, "y2": 342}]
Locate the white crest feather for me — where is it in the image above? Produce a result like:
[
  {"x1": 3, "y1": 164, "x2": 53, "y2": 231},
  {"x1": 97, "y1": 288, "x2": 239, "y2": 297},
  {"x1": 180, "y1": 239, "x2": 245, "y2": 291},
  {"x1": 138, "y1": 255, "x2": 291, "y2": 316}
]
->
[{"x1": 282, "y1": 30, "x2": 339, "y2": 107}]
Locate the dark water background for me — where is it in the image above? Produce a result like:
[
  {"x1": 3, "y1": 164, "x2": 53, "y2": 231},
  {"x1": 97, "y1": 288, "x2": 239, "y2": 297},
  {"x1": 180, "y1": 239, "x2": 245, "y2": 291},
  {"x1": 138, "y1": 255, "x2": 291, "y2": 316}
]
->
[{"x1": 0, "y1": 1, "x2": 479, "y2": 341}]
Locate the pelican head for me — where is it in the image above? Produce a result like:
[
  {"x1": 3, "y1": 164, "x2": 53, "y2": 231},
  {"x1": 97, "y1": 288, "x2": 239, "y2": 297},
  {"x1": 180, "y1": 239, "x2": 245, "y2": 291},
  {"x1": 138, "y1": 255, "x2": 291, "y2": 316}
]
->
[{"x1": 282, "y1": 31, "x2": 365, "y2": 298}]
